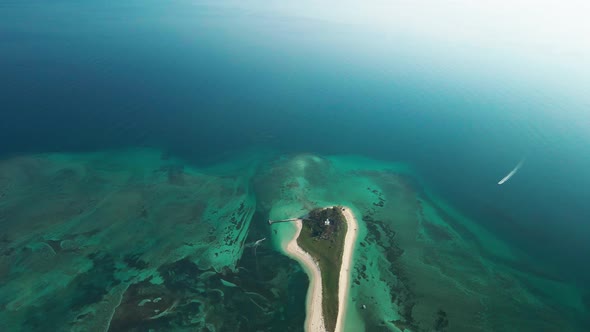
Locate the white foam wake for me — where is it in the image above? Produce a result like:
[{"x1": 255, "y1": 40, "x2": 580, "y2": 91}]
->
[{"x1": 498, "y1": 158, "x2": 526, "y2": 185}]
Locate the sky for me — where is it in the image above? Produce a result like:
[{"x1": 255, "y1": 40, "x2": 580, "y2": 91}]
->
[{"x1": 208, "y1": 0, "x2": 590, "y2": 105}]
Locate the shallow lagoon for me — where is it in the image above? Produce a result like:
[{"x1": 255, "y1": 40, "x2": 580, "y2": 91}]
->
[{"x1": 0, "y1": 149, "x2": 586, "y2": 331}]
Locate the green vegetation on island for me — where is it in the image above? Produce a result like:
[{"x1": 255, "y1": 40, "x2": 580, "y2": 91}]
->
[{"x1": 297, "y1": 206, "x2": 348, "y2": 332}]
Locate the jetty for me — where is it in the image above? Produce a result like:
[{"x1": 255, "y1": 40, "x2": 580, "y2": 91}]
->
[{"x1": 268, "y1": 218, "x2": 300, "y2": 225}]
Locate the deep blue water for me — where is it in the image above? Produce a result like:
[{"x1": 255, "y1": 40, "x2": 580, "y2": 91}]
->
[{"x1": 1, "y1": 0, "x2": 589, "y2": 285}]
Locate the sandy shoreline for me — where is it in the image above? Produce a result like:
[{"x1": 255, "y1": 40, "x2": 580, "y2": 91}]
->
[
  {"x1": 282, "y1": 206, "x2": 359, "y2": 332},
  {"x1": 285, "y1": 219, "x2": 327, "y2": 332},
  {"x1": 335, "y1": 206, "x2": 359, "y2": 332}
]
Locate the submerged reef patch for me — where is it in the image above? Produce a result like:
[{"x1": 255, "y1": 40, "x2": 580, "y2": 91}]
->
[{"x1": 0, "y1": 151, "x2": 587, "y2": 331}]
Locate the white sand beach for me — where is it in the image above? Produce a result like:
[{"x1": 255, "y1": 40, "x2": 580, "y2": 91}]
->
[
  {"x1": 285, "y1": 219, "x2": 327, "y2": 332},
  {"x1": 335, "y1": 206, "x2": 359, "y2": 332}
]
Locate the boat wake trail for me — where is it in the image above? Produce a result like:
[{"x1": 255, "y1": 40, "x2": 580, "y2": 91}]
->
[{"x1": 498, "y1": 158, "x2": 526, "y2": 185}]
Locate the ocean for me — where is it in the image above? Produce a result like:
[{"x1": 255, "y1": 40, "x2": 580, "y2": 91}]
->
[{"x1": 1, "y1": 1, "x2": 589, "y2": 331}]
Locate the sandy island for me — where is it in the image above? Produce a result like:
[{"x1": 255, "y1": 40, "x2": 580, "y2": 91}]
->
[{"x1": 283, "y1": 206, "x2": 358, "y2": 332}]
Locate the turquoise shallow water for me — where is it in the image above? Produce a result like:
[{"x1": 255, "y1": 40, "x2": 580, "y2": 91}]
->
[{"x1": 0, "y1": 149, "x2": 587, "y2": 331}]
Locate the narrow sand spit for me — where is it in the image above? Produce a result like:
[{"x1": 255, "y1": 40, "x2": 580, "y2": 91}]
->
[
  {"x1": 285, "y1": 219, "x2": 327, "y2": 332},
  {"x1": 283, "y1": 206, "x2": 358, "y2": 332},
  {"x1": 335, "y1": 206, "x2": 359, "y2": 332}
]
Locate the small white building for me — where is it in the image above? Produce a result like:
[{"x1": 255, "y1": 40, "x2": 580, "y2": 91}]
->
[{"x1": 324, "y1": 218, "x2": 331, "y2": 226}]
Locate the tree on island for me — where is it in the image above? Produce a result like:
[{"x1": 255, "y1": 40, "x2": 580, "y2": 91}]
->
[{"x1": 304, "y1": 206, "x2": 346, "y2": 241}]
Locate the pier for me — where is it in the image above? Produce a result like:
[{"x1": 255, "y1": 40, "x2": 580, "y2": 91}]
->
[{"x1": 268, "y1": 218, "x2": 300, "y2": 225}]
